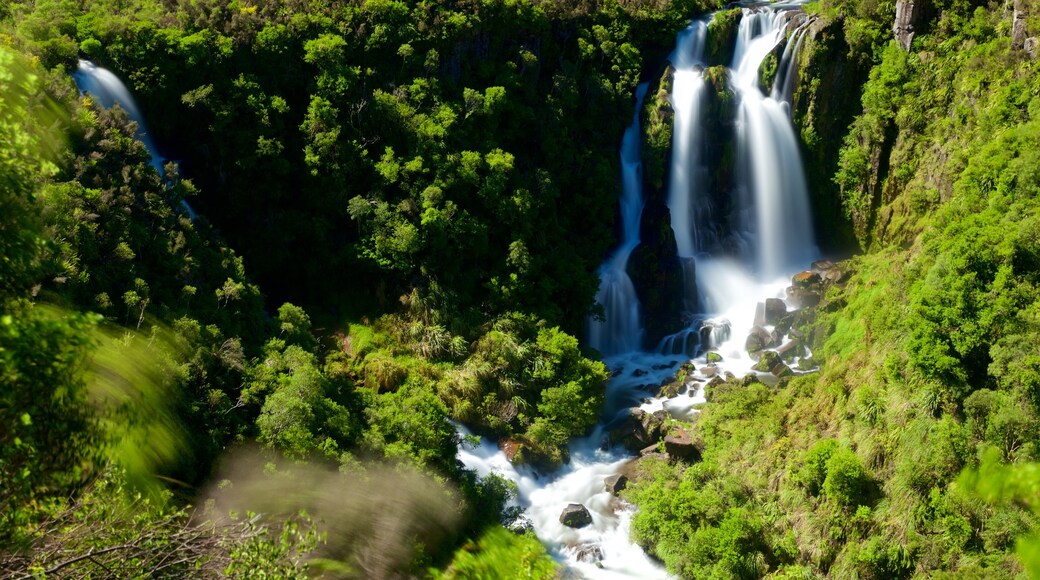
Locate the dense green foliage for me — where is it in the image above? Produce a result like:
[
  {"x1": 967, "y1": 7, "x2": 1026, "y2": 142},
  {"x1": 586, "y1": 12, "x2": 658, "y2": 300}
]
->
[
  {"x1": 0, "y1": 0, "x2": 719, "y2": 574},
  {"x1": 9, "y1": 0, "x2": 1040, "y2": 575}
]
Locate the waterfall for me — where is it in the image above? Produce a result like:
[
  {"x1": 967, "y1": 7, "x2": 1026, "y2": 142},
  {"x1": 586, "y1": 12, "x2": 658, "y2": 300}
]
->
[
  {"x1": 72, "y1": 60, "x2": 196, "y2": 219},
  {"x1": 587, "y1": 84, "x2": 650, "y2": 357},
  {"x1": 731, "y1": 8, "x2": 818, "y2": 279},
  {"x1": 666, "y1": 21, "x2": 708, "y2": 260},
  {"x1": 457, "y1": 6, "x2": 819, "y2": 578}
]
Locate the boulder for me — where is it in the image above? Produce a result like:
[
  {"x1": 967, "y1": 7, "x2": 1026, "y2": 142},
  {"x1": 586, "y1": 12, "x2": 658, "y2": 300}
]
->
[
  {"x1": 791, "y1": 270, "x2": 822, "y2": 289},
  {"x1": 823, "y1": 267, "x2": 848, "y2": 284},
  {"x1": 745, "y1": 332, "x2": 766, "y2": 356},
  {"x1": 498, "y1": 438, "x2": 524, "y2": 463},
  {"x1": 776, "y1": 339, "x2": 804, "y2": 362},
  {"x1": 604, "y1": 474, "x2": 629, "y2": 495},
  {"x1": 632, "y1": 368, "x2": 648, "y2": 377},
  {"x1": 664, "y1": 428, "x2": 701, "y2": 462},
  {"x1": 700, "y1": 366, "x2": 718, "y2": 378},
  {"x1": 652, "y1": 361, "x2": 678, "y2": 370},
  {"x1": 560, "y1": 503, "x2": 593, "y2": 528},
  {"x1": 707, "y1": 375, "x2": 726, "y2": 389},
  {"x1": 746, "y1": 325, "x2": 773, "y2": 355},
  {"x1": 810, "y1": 260, "x2": 835, "y2": 273},
  {"x1": 706, "y1": 351, "x2": 723, "y2": 364},
  {"x1": 754, "y1": 350, "x2": 794, "y2": 377},
  {"x1": 786, "y1": 286, "x2": 821, "y2": 310},
  {"x1": 660, "y1": 381, "x2": 683, "y2": 398},
  {"x1": 675, "y1": 362, "x2": 696, "y2": 382},
  {"x1": 610, "y1": 408, "x2": 665, "y2": 451},
  {"x1": 797, "y1": 356, "x2": 818, "y2": 371},
  {"x1": 764, "y1": 298, "x2": 787, "y2": 325},
  {"x1": 576, "y1": 544, "x2": 604, "y2": 563}
]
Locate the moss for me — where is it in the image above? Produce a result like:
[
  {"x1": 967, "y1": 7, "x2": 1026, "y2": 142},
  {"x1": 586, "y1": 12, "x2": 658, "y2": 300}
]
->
[{"x1": 706, "y1": 8, "x2": 742, "y2": 66}]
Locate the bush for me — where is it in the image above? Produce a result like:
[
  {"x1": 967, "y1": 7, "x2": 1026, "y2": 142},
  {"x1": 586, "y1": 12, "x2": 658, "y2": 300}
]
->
[{"x1": 823, "y1": 447, "x2": 870, "y2": 508}]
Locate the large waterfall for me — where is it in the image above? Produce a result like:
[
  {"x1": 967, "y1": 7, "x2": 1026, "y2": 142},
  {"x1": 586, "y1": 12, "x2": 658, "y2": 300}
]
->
[{"x1": 457, "y1": 4, "x2": 819, "y2": 578}]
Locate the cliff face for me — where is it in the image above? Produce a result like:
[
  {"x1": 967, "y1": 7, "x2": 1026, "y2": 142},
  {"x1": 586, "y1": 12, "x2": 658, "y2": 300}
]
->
[{"x1": 790, "y1": 16, "x2": 868, "y2": 255}]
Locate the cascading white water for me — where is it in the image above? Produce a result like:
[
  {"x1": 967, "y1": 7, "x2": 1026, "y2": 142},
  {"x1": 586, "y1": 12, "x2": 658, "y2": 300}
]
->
[
  {"x1": 771, "y1": 17, "x2": 812, "y2": 108},
  {"x1": 666, "y1": 21, "x2": 709, "y2": 261},
  {"x1": 72, "y1": 60, "x2": 165, "y2": 174},
  {"x1": 588, "y1": 84, "x2": 650, "y2": 357},
  {"x1": 458, "y1": 6, "x2": 820, "y2": 578},
  {"x1": 71, "y1": 60, "x2": 196, "y2": 219},
  {"x1": 732, "y1": 8, "x2": 818, "y2": 279}
]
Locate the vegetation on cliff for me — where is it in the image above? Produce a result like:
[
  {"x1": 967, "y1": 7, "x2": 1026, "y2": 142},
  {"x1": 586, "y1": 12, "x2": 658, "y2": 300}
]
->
[{"x1": 622, "y1": 0, "x2": 1040, "y2": 577}]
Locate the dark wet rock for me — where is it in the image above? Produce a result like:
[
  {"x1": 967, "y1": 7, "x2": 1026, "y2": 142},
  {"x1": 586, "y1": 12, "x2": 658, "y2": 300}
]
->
[
  {"x1": 604, "y1": 474, "x2": 629, "y2": 495},
  {"x1": 632, "y1": 368, "x2": 648, "y2": 377},
  {"x1": 576, "y1": 544, "x2": 604, "y2": 563},
  {"x1": 560, "y1": 504, "x2": 593, "y2": 528},
  {"x1": 653, "y1": 361, "x2": 678, "y2": 370},
  {"x1": 791, "y1": 270, "x2": 822, "y2": 289},
  {"x1": 660, "y1": 381, "x2": 682, "y2": 398},
  {"x1": 764, "y1": 298, "x2": 787, "y2": 325},
  {"x1": 610, "y1": 408, "x2": 665, "y2": 451},
  {"x1": 786, "y1": 286, "x2": 821, "y2": 309},
  {"x1": 754, "y1": 350, "x2": 793, "y2": 377},
  {"x1": 823, "y1": 267, "x2": 848, "y2": 284}
]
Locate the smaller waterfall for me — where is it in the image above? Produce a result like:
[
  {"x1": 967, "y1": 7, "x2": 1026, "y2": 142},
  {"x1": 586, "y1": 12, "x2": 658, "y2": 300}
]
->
[
  {"x1": 588, "y1": 84, "x2": 650, "y2": 356},
  {"x1": 72, "y1": 60, "x2": 196, "y2": 219},
  {"x1": 72, "y1": 60, "x2": 165, "y2": 174},
  {"x1": 771, "y1": 17, "x2": 812, "y2": 109}
]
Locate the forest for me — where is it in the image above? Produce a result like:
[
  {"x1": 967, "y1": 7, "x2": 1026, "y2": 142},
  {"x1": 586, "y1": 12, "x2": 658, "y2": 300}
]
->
[{"x1": 2, "y1": 0, "x2": 1040, "y2": 577}]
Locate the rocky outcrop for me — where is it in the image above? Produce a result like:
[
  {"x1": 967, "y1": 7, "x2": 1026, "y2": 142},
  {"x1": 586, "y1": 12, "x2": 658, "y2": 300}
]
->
[
  {"x1": 560, "y1": 503, "x2": 593, "y2": 528},
  {"x1": 893, "y1": 0, "x2": 926, "y2": 51},
  {"x1": 790, "y1": 17, "x2": 867, "y2": 254},
  {"x1": 1013, "y1": 0, "x2": 1029, "y2": 50}
]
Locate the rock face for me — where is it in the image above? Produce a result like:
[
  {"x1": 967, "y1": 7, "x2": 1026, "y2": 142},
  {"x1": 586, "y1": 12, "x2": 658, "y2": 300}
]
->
[
  {"x1": 1013, "y1": 0, "x2": 1029, "y2": 50},
  {"x1": 605, "y1": 474, "x2": 629, "y2": 495},
  {"x1": 560, "y1": 503, "x2": 593, "y2": 528},
  {"x1": 893, "y1": 0, "x2": 925, "y2": 51}
]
